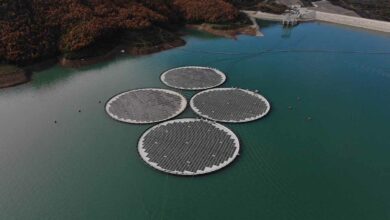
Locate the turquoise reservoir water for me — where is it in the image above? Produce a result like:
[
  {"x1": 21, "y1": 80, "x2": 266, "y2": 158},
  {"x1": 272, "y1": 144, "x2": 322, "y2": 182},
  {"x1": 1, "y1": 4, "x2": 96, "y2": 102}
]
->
[{"x1": 1, "y1": 22, "x2": 390, "y2": 219}]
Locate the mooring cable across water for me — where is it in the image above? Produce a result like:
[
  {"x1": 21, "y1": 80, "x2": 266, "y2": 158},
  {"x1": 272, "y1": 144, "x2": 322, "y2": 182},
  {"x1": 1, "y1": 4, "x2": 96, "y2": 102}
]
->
[{"x1": 179, "y1": 48, "x2": 390, "y2": 56}]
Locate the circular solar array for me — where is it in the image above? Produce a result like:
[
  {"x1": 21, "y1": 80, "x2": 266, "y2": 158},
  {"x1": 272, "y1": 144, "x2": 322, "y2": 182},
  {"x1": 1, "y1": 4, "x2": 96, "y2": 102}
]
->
[
  {"x1": 106, "y1": 88, "x2": 187, "y2": 124},
  {"x1": 106, "y1": 66, "x2": 273, "y2": 176},
  {"x1": 138, "y1": 119, "x2": 240, "y2": 175},
  {"x1": 190, "y1": 88, "x2": 270, "y2": 123},
  {"x1": 161, "y1": 66, "x2": 226, "y2": 90}
]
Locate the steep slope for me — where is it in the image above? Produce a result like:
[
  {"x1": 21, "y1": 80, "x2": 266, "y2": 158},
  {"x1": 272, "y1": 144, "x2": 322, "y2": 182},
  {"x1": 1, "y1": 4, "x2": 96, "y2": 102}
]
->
[
  {"x1": 0, "y1": 0, "x2": 240, "y2": 65},
  {"x1": 327, "y1": 0, "x2": 390, "y2": 21}
]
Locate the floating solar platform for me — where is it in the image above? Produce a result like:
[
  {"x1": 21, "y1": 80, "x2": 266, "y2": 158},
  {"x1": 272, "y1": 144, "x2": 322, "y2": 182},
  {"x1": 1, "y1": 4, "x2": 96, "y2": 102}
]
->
[
  {"x1": 138, "y1": 119, "x2": 240, "y2": 176},
  {"x1": 190, "y1": 88, "x2": 270, "y2": 123},
  {"x1": 160, "y1": 66, "x2": 226, "y2": 90},
  {"x1": 106, "y1": 88, "x2": 187, "y2": 124}
]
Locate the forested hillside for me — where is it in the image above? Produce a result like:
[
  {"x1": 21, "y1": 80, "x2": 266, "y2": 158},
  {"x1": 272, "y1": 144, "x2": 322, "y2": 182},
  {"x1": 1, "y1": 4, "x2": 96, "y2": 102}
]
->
[
  {"x1": 328, "y1": 0, "x2": 390, "y2": 21},
  {"x1": 0, "y1": 0, "x2": 239, "y2": 65}
]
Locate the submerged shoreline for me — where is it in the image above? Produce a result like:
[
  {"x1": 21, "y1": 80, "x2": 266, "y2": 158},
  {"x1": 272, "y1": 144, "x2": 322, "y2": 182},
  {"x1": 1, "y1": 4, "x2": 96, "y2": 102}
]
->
[
  {"x1": 59, "y1": 39, "x2": 187, "y2": 68},
  {"x1": 0, "y1": 41, "x2": 186, "y2": 88},
  {"x1": 0, "y1": 65, "x2": 29, "y2": 88}
]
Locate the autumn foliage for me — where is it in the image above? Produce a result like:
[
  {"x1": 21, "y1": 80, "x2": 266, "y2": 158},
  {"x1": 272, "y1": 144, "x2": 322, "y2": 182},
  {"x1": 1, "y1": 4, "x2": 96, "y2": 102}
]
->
[
  {"x1": 0, "y1": 0, "x2": 239, "y2": 64},
  {"x1": 173, "y1": 0, "x2": 239, "y2": 23}
]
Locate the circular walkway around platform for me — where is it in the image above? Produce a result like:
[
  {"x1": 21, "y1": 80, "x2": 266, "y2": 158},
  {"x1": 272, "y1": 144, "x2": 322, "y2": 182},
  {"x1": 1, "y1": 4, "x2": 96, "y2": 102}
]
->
[
  {"x1": 160, "y1": 66, "x2": 226, "y2": 90},
  {"x1": 106, "y1": 88, "x2": 187, "y2": 124},
  {"x1": 138, "y1": 119, "x2": 240, "y2": 176},
  {"x1": 190, "y1": 88, "x2": 271, "y2": 123}
]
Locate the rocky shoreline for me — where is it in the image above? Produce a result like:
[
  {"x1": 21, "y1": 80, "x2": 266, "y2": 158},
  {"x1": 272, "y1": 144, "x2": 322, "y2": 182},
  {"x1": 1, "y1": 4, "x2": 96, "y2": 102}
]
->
[
  {"x1": 188, "y1": 24, "x2": 258, "y2": 38},
  {"x1": 0, "y1": 65, "x2": 29, "y2": 88}
]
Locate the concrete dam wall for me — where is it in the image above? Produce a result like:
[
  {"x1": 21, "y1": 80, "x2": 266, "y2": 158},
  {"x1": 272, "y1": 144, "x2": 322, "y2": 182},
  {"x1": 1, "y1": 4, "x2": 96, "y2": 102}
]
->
[
  {"x1": 244, "y1": 10, "x2": 390, "y2": 33},
  {"x1": 315, "y1": 11, "x2": 390, "y2": 33}
]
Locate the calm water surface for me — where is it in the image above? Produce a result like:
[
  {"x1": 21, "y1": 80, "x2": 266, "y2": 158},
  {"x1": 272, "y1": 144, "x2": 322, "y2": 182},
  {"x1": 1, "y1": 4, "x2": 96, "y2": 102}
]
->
[{"x1": 1, "y1": 22, "x2": 390, "y2": 219}]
